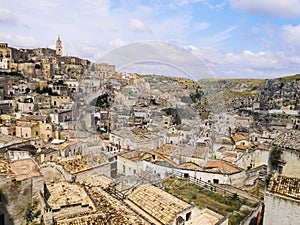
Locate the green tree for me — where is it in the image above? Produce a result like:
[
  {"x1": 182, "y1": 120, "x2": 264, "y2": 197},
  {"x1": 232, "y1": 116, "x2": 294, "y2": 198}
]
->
[
  {"x1": 23, "y1": 201, "x2": 41, "y2": 225},
  {"x1": 269, "y1": 146, "x2": 283, "y2": 170},
  {"x1": 91, "y1": 93, "x2": 111, "y2": 109}
]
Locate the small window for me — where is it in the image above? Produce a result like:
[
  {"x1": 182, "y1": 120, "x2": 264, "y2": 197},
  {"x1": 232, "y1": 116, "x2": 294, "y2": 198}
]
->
[
  {"x1": 186, "y1": 212, "x2": 191, "y2": 221},
  {"x1": 213, "y1": 179, "x2": 219, "y2": 184},
  {"x1": 278, "y1": 166, "x2": 283, "y2": 174}
]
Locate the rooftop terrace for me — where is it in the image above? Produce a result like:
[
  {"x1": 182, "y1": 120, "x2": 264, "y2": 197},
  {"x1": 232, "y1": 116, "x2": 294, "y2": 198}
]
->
[{"x1": 268, "y1": 175, "x2": 300, "y2": 200}]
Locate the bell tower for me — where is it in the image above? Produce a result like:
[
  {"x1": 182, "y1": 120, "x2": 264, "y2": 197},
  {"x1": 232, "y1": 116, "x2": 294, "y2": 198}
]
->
[{"x1": 56, "y1": 36, "x2": 62, "y2": 56}]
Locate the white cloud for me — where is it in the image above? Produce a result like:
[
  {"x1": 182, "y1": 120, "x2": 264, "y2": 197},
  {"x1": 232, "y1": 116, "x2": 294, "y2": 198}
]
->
[
  {"x1": 281, "y1": 24, "x2": 300, "y2": 51},
  {"x1": 0, "y1": 33, "x2": 38, "y2": 47},
  {"x1": 130, "y1": 19, "x2": 151, "y2": 33},
  {"x1": 109, "y1": 39, "x2": 127, "y2": 48},
  {"x1": 170, "y1": 0, "x2": 227, "y2": 9},
  {"x1": 190, "y1": 46, "x2": 300, "y2": 78},
  {"x1": 230, "y1": 0, "x2": 300, "y2": 18},
  {"x1": 211, "y1": 26, "x2": 238, "y2": 44}
]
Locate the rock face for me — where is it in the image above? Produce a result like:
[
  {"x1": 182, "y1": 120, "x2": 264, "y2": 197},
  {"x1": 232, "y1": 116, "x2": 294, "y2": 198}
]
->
[
  {"x1": 198, "y1": 75, "x2": 300, "y2": 111},
  {"x1": 260, "y1": 78, "x2": 300, "y2": 110}
]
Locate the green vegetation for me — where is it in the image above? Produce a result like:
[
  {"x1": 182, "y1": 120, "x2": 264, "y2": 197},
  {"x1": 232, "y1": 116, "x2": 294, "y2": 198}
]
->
[
  {"x1": 189, "y1": 86, "x2": 211, "y2": 119},
  {"x1": 92, "y1": 93, "x2": 111, "y2": 109},
  {"x1": 22, "y1": 201, "x2": 41, "y2": 225},
  {"x1": 161, "y1": 107, "x2": 181, "y2": 124},
  {"x1": 276, "y1": 74, "x2": 300, "y2": 82},
  {"x1": 163, "y1": 176, "x2": 256, "y2": 225},
  {"x1": 269, "y1": 146, "x2": 283, "y2": 170}
]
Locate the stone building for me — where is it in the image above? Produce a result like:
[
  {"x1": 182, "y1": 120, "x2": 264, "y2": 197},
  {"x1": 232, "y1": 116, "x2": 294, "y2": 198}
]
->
[
  {"x1": 272, "y1": 130, "x2": 300, "y2": 178},
  {"x1": 0, "y1": 43, "x2": 23, "y2": 71},
  {"x1": 15, "y1": 121, "x2": 39, "y2": 139},
  {"x1": 263, "y1": 175, "x2": 300, "y2": 225},
  {"x1": 50, "y1": 95, "x2": 71, "y2": 108}
]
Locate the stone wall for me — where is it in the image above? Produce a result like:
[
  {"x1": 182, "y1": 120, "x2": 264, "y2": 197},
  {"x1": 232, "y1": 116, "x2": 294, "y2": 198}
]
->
[
  {"x1": 0, "y1": 175, "x2": 44, "y2": 225},
  {"x1": 281, "y1": 149, "x2": 300, "y2": 178},
  {"x1": 75, "y1": 163, "x2": 111, "y2": 182},
  {"x1": 40, "y1": 162, "x2": 74, "y2": 183},
  {"x1": 263, "y1": 192, "x2": 300, "y2": 225},
  {"x1": 253, "y1": 148, "x2": 269, "y2": 168}
]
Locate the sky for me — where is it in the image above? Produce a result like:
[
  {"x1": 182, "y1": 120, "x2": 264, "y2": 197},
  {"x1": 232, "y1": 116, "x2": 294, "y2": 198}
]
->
[{"x1": 1, "y1": 0, "x2": 300, "y2": 78}]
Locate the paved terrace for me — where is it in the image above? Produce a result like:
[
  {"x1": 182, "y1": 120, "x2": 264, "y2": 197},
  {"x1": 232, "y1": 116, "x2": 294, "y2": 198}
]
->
[
  {"x1": 0, "y1": 153, "x2": 40, "y2": 181},
  {"x1": 268, "y1": 175, "x2": 300, "y2": 200}
]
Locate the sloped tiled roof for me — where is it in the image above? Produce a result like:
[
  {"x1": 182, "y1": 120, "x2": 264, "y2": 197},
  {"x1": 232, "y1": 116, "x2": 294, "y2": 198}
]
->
[{"x1": 127, "y1": 184, "x2": 191, "y2": 225}]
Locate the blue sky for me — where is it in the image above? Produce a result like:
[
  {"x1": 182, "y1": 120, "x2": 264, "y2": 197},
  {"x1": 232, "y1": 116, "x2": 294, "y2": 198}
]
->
[{"x1": 1, "y1": 0, "x2": 300, "y2": 78}]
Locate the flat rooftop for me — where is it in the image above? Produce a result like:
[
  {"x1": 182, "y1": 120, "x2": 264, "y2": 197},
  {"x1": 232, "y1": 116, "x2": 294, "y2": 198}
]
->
[
  {"x1": 10, "y1": 158, "x2": 41, "y2": 180},
  {"x1": 0, "y1": 133, "x2": 23, "y2": 146},
  {"x1": 58, "y1": 154, "x2": 108, "y2": 174},
  {"x1": 194, "y1": 207, "x2": 226, "y2": 225},
  {"x1": 80, "y1": 174, "x2": 112, "y2": 189},
  {"x1": 47, "y1": 182, "x2": 96, "y2": 211},
  {"x1": 126, "y1": 184, "x2": 191, "y2": 225},
  {"x1": 268, "y1": 175, "x2": 300, "y2": 200}
]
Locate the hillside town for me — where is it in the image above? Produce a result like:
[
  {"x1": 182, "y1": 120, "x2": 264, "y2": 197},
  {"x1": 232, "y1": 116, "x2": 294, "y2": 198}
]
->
[{"x1": 0, "y1": 37, "x2": 300, "y2": 225}]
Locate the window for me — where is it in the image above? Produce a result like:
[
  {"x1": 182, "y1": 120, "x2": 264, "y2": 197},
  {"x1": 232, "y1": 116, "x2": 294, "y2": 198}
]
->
[
  {"x1": 213, "y1": 179, "x2": 219, "y2": 184},
  {"x1": 278, "y1": 166, "x2": 283, "y2": 174},
  {"x1": 123, "y1": 165, "x2": 125, "y2": 173},
  {"x1": 186, "y1": 212, "x2": 191, "y2": 221}
]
